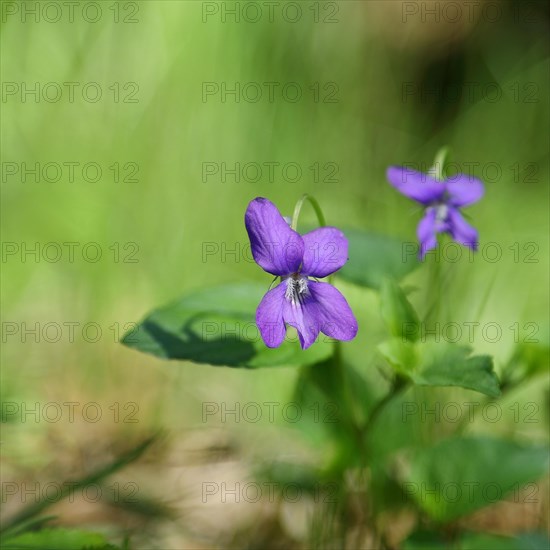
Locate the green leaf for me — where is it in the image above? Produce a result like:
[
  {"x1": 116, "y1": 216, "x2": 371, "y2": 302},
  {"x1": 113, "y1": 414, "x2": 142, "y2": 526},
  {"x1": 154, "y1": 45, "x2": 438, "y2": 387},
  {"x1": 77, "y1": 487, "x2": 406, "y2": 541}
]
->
[
  {"x1": 512, "y1": 532, "x2": 550, "y2": 550},
  {"x1": 402, "y1": 530, "x2": 447, "y2": 550},
  {"x1": 403, "y1": 530, "x2": 550, "y2": 550},
  {"x1": 379, "y1": 341, "x2": 501, "y2": 397},
  {"x1": 502, "y1": 328, "x2": 550, "y2": 388},
  {"x1": 459, "y1": 532, "x2": 542, "y2": 550},
  {"x1": 379, "y1": 278, "x2": 420, "y2": 342},
  {"x1": 415, "y1": 343, "x2": 501, "y2": 398},
  {"x1": 337, "y1": 229, "x2": 419, "y2": 289},
  {"x1": 122, "y1": 283, "x2": 333, "y2": 368},
  {"x1": 378, "y1": 338, "x2": 418, "y2": 376},
  {"x1": 1, "y1": 528, "x2": 119, "y2": 549},
  {"x1": 403, "y1": 437, "x2": 550, "y2": 522}
]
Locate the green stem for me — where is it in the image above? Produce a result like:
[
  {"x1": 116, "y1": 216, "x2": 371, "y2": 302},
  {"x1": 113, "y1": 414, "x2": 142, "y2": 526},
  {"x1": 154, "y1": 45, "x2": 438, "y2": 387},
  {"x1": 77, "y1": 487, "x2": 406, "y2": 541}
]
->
[
  {"x1": 424, "y1": 234, "x2": 445, "y2": 324},
  {"x1": 363, "y1": 375, "x2": 409, "y2": 437},
  {"x1": 333, "y1": 342, "x2": 362, "y2": 437},
  {"x1": 291, "y1": 194, "x2": 326, "y2": 230},
  {"x1": 432, "y1": 146, "x2": 452, "y2": 181}
]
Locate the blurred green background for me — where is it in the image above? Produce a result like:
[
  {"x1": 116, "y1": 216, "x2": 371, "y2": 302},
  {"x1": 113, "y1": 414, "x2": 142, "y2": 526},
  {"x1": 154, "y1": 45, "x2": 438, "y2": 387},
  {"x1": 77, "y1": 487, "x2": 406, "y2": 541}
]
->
[{"x1": 1, "y1": 0, "x2": 549, "y2": 548}]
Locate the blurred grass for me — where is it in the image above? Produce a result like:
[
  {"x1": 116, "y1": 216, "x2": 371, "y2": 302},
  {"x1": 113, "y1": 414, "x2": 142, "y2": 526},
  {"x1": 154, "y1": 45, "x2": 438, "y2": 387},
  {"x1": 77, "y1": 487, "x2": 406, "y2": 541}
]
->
[{"x1": 1, "y1": 0, "x2": 549, "y2": 546}]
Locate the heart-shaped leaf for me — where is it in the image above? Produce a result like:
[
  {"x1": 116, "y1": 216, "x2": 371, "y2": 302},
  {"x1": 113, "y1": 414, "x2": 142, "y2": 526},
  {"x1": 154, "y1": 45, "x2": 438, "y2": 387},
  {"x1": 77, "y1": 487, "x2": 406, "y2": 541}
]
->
[
  {"x1": 122, "y1": 283, "x2": 333, "y2": 368},
  {"x1": 379, "y1": 340, "x2": 500, "y2": 397},
  {"x1": 402, "y1": 437, "x2": 549, "y2": 522},
  {"x1": 337, "y1": 229, "x2": 419, "y2": 289}
]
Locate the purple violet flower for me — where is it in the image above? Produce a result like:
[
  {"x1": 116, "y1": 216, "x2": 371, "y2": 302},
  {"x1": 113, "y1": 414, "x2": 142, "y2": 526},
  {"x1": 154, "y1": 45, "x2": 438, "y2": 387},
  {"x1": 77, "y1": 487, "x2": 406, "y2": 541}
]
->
[
  {"x1": 245, "y1": 197, "x2": 358, "y2": 350},
  {"x1": 386, "y1": 166, "x2": 484, "y2": 259}
]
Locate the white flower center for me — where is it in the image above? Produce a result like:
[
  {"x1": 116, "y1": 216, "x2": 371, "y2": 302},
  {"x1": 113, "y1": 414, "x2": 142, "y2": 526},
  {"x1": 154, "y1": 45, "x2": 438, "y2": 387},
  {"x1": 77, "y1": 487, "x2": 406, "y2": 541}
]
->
[
  {"x1": 284, "y1": 275, "x2": 309, "y2": 306},
  {"x1": 435, "y1": 203, "x2": 448, "y2": 222}
]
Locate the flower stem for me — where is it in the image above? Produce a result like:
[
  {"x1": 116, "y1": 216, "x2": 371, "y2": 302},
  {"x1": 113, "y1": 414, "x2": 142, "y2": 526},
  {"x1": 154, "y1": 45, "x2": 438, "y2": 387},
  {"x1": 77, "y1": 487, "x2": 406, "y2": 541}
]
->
[
  {"x1": 291, "y1": 194, "x2": 327, "y2": 230},
  {"x1": 364, "y1": 374, "x2": 409, "y2": 435},
  {"x1": 432, "y1": 146, "x2": 452, "y2": 181}
]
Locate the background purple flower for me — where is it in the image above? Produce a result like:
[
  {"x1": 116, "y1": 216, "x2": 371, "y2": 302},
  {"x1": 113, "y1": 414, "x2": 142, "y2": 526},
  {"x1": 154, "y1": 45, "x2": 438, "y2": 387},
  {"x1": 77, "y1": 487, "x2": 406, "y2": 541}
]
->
[
  {"x1": 387, "y1": 166, "x2": 484, "y2": 259},
  {"x1": 245, "y1": 197, "x2": 358, "y2": 350}
]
